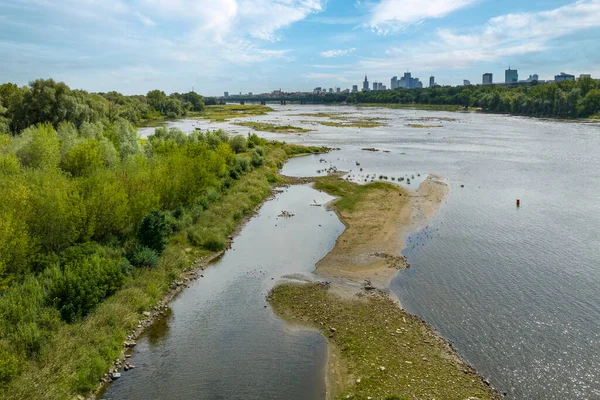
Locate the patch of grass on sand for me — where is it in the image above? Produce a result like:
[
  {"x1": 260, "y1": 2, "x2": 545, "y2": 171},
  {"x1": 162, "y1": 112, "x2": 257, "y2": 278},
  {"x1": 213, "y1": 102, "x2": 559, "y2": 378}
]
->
[
  {"x1": 406, "y1": 124, "x2": 443, "y2": 128},
  {"x1": 234, "y1": 121, "x2": 313, "y2": 133},
  {"x1": 314, "y1": 177, "x2": 397, "y2": 212},
  {"x1": 318, "y1": 120, "x2": 386, "y2": 128},
  {"x1": 297, "y1": 112, "x2": 350, "y2": 119},
  {"x1": 188, "y1": 104, "x2": 274, "y2": 121},
  {"x1": 358, "y1": 103, "x2": 468, "y2": 112},
  {"x1": 269, "y1": 283, "x2": 499, "y2": 400}
]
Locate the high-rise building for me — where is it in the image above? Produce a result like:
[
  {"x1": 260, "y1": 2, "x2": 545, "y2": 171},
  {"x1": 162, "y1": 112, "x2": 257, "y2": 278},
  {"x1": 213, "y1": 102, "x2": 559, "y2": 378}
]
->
[
  {"x1": 579, "y1": 74, "x2": 592, "y2": 80},
  {"x1": 429, "y1": 76, "x2": 435, "y2": 88},
  {"x1": 377, "y1": 82, "x2": 383, "y2": 91},
  {"x1": 224, "y1": 91, "x2": 229, "y2": 97},
  {"x1": 336, "y1": 87, "x2": 341, "y2": 93},
  {"x1": 373, "y1": 82, "x2": 378, "y2": 91},
  {"x1": 391, "y1": 76, "x2": 398, "y2": 90},
  {"x1": 382, "y1": 85, "x2": 387, "y2": 90},
  {"x1": 505, "y1": 68, "x2": 518, "y2": 84},
  {"x1": 248, "y1": 92, "x2": 253, "y2": 96},
  {"x1": 352, "y1": 85, "x2": 358, "y2": 93},
  {"x1": 482, "y1": 73, "x2": 493, "y2": 85},
  {"x1": 363, "y1": 74, "x2": 369, "y2": 91},
  {"x1": 397, "y1": 72, "x2": 422, "y2": 89},
  {"x1": 329, "y1": 88, "x2": 333, "y2": 93},
  {"x1": 524, "y1": 74, "x2": 539, "y2": 83},
  {"x1": 463, "y1": 80, "x2": 471, "y2": 86},
  {"x1": 555, "y1": 72, "x2": 575, "y2": 82}
]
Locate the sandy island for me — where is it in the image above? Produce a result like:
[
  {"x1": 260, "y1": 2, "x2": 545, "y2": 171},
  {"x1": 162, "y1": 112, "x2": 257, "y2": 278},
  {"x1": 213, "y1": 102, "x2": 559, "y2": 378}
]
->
[
  {"x1": 315, "y1": 174, "x2": 449, "y2": 289},
  {"x1": 270, "y1": 174, "x2": 500, "y2": 399}
]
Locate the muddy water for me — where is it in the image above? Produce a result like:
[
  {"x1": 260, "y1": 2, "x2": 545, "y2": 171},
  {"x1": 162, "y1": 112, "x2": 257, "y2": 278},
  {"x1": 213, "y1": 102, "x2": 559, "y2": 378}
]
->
[
  {"x1": 102, "y1": 186, "x2": 344, "y2": 399},
  {"x1": 131, "y1": 105, "x2": 600, "y2": 399}
]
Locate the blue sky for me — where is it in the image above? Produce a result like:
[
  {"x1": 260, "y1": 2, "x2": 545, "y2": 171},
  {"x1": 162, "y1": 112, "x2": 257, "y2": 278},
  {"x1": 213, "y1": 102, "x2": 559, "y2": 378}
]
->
[{"x1": 1, "y1": 0, "x2": 600, "y2": 95}]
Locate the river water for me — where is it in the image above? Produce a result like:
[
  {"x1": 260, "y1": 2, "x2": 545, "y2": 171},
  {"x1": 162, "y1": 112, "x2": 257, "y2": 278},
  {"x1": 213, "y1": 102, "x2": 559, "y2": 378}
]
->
[{"x1": 120, "y1": 105, "x2": 600, "y2": 399}]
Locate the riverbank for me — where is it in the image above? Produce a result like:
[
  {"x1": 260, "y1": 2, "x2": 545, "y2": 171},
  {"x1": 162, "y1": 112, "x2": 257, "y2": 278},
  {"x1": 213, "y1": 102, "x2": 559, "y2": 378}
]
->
[
  {"x1": 314, "y1": 174, "x2": 449, "y2": 288},
  {"x1": 269, "y1": 175, "x2": 499, "y2": 398},
  {"x1": 269, "y1": 283, "x2": 499, "y2": 399},
  {"x1": 0, "y1": 142, "x2": 328, "y2": 400}
]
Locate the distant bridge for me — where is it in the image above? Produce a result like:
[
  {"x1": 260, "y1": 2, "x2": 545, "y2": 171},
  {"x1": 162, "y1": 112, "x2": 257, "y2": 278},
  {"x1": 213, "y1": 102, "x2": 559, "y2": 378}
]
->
[{"x1": 220, "y1": 97, "x2": 314, "y2": 105}]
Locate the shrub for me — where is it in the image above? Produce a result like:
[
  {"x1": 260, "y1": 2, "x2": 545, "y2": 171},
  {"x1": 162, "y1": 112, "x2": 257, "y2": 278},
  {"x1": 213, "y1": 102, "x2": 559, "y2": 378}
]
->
[
  {"x1": 254, "y1": 146, "x2": 265, "y2": 157},
  {"x1": 229, "y1": 135, "x2": 247, "y2": 154},
  {"x1": 251, "y1": 149, "x2": 264, "y2": 167},
  {"x1": 137, "y1": 210, "x2": 170, "y2": 254},
  {"x1": 47, "y1": 255, "x2": 127, "y2": 323},
  {"x1": 130, "y1": 246, "x2": 159, "y2": 269}
]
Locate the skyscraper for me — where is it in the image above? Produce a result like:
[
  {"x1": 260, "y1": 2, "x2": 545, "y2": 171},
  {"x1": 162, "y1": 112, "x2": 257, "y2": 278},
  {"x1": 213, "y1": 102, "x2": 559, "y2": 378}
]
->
[
  {"x1": 429, "y1": 76, "x2": 435, "y2": 88},
  {"x1": 363, "y1": 74, "x2": 369, "y2": 91},
  {"x1": 482, "y1": 73, "x2": 493, "y2": 85},
  {"x1": 463, "y1": 80, "x2": 471, "y2": 86},
  {"x1": 373, "y1": 82, "x2": 378, "y2": 91},
  {"x1": 505, "y1": 68, "x2": 518, "y2": 84},
  {"x1": 377, "y1": 82, "x2": 383, "y2": 91},
  {"x1": 352, "y1": 85, "x2": 358, "y2": 93},
  {"x1": 391, "y1": 76, "x2": 398, "y2": 90}
]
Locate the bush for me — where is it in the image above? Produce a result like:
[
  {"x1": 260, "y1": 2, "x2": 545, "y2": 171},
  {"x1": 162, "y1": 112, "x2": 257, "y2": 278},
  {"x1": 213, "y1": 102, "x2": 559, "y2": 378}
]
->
[
  {"x1": 251, "y1": 149, "x2": 264, "y2": 167},
  {"x1": 229, "y1": 135, "x2": 247, "y2": 154},
  {"x1": 47, "y1": 255, "x2": 127, "y2": 323},
  {"x1": 130, "y1": 246, "x2": 159, "y2": 269},
  {"x1": 137, "y1": 210, "x2": 170, "y2": 254},
  {"x1": 254, "y1": 146, "x2": 265, "y2": 157}
]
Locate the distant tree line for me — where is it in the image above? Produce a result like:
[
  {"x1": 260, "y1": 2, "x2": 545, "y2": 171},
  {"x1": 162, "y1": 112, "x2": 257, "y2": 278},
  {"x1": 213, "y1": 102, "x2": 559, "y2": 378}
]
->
[
  {"x1": 302, "y1": 78, "x2": 600, "y2": 119},
  {"x1": 0, "y1": 79, "x2": 207, "y2": 135}
]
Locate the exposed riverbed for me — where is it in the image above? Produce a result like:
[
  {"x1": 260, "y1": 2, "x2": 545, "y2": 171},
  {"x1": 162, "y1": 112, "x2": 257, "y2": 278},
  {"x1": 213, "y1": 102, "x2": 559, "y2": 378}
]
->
[{"x1": 126, "y1": 105, "x2": 600, "y2": 399}]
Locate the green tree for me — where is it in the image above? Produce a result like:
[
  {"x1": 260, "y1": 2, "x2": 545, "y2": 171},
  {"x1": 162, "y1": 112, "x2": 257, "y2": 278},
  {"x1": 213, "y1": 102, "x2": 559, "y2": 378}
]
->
[
  {"x1": 137, "y1": 210, "x2": 170, "y2": 254},
  {"x1": 16, "y1": 123, "x2": 61, "y2": 170}
]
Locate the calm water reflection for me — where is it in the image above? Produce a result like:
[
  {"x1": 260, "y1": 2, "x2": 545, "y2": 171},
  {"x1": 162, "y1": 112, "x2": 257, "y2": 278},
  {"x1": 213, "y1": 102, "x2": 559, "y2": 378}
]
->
[{"x1": 130, "y1": 105, "x2": 600, "y2": 399}]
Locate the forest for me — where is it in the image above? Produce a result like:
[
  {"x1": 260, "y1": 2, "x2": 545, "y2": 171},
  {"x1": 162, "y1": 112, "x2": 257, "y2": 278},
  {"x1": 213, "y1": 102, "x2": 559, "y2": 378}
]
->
[
  {"x1": 0, "y1": 79, "x2": 324, "y2": 398},
  {"x1": 0, "y1": 78, "x2": 221, "y2": 135},
  {"x1": 307, "y1": 78, "x2": 600, "y2": 119}
]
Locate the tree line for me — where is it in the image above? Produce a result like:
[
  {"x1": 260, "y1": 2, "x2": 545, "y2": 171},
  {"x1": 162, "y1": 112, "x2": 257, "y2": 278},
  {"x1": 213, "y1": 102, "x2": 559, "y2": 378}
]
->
[
  {"x1": 0, "y1": 79, "x2": 221, "y2": 135},
  {"x1": 0, "y1": 78, "x2": 276, "y2": 387},
  {"x1": 304, "y1": 78, "x2": 600, "y2": 119}
]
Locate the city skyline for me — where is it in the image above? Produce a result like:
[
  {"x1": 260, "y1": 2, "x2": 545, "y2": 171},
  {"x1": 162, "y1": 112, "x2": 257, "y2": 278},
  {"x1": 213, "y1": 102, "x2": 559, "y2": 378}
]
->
[{"x1": 1, "y1": 0, "x2": 600, "y2": 95}]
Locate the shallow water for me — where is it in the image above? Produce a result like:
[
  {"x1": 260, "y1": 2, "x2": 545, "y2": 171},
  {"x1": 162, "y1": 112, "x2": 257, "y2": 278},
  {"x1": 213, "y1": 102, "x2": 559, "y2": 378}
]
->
[
  {"x1": 102, "y1": 186, "x2": 344, "y2": 399},
  {"x1": 130, "y1": 105, "x2": 600, "y2": 399}
]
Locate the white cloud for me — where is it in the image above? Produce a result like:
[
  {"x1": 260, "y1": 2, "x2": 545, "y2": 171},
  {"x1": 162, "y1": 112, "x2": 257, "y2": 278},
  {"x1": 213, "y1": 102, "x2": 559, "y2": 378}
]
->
[
  {"x1": 366, "y1": 0, "x2": 478, "y2": 34},
  {"x1": 320, "y1": 48, "x2": 356, "y2": 57},
  {"x1": 358, "y1": 0, "x2": 600, "y2": 72},
  {"x1": 135, "y1": 12, "x2": 156, "y2": 26}
]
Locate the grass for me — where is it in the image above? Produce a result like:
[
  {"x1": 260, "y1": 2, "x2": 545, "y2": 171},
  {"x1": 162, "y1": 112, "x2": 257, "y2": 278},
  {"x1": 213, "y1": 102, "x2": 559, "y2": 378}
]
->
[
  {"x1": 314, "y1": 177, "x2": 396, "y2": 212},
  {"x1": 269, "y1": 283, "x2": 499, "y2": 400},
  {"x1": 234, "y1": 121, "x2": 313, "y2": 133},
  {"x1": 297, "y1": 112, "x2": 350, "y2": 118},
  {"x1": 317, "y1": 120, "x2": 386, "y2": 128},
  {"x1": 406, "y1": 124, "x2": 444, "y2": 128},
  {"x1": 187, "y1": 104, "x2": 274, "y2": 122},
  {"x1": 358, "y1": 103, "x2": 468, "y2": 112},
  {"x1": 0, "y1": 142, "x2": 325, "y2": 400}
]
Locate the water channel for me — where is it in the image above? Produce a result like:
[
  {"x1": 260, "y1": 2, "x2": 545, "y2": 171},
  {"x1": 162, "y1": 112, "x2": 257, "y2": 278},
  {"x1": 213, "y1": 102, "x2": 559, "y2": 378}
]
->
[{"x1": 105, "y1": 105, "x2": 600, "y2": 399}]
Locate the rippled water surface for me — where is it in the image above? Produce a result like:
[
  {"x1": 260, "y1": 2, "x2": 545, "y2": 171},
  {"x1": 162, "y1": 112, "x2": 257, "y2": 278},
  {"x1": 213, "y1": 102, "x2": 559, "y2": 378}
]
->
[{"x1": 127, "y1": 105, "x2": 600, "y2": 399}]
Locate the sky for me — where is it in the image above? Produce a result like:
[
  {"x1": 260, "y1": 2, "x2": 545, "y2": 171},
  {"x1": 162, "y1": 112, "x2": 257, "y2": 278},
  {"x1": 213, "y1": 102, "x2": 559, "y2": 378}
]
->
[{"x1": 1, "y1": 0, "x2": 600, "y2": 96}]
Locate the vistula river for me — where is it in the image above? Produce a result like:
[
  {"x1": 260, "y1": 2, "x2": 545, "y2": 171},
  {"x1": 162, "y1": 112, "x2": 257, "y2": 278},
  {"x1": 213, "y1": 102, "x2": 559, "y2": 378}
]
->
[{"x1": 104, "y1": 105, "x2": 600, "y2": 399}]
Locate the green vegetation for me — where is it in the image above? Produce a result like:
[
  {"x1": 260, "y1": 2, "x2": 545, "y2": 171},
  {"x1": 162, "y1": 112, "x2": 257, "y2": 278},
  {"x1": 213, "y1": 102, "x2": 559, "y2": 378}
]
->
[
  {"x1": 360, "y1": 103, "x2": 465, "y2": 112},
  {"x1": 314, "y1": 177, "x2": 395, "y2": 212},
  {"x1": 406, "y1": 124, "x2": 443, "y2": 128},
  {"x1": 297, "y1": 112, "x2": 350, "y2": 118},
  {"x1": 0, "y1": 79, "x2": 209, "y2": 134},
  {"x1": 269, "y1": 283, "x2": 498, "y2": 400},
  {"x1": 0, "y1": 101, "x2": 328, "y2": 398},
  {"x1": 234, "y1": 121, "x2": 312, "y2": 133},
  {"x1": 188, "y1": 104, "x2": 274, "y2": 122},
  {"x1": 299, "y1": 78, "x2": 600, "y2": 119},
  {"x1": 317, "y1": 120, "x2": 386, "y2": 128}
]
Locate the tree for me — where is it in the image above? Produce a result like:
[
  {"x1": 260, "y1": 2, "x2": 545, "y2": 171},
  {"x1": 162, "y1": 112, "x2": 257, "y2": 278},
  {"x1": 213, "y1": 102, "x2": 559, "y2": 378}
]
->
[
  {"x1": 16, "y1": 124, "x2": 61, "y2": 170},
  {"x1": 137, "y1": 210, "x2": 170, "y2": 254},
  {"x1": 583, "y1": 89, "x2": 600, "y2": 116}
]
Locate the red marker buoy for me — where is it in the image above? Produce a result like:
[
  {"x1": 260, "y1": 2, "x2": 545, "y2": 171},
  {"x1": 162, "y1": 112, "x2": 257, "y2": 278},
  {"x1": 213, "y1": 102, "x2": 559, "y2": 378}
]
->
[{"x1": 516, "y1": 199, "x2": 521, "y2": 207}]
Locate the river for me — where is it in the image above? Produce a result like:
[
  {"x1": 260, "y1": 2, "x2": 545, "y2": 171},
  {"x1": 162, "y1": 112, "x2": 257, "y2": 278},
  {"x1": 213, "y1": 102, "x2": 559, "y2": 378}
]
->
[{"x1": 107, "y1": 105, "x2": 600, "y2": 399}]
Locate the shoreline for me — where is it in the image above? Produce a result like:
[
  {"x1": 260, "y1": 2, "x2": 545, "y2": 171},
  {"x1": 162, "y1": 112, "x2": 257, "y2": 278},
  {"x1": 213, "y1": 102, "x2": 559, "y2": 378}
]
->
[{"x1": 270, "y1": 174, "x2": 501, "y2": 399}]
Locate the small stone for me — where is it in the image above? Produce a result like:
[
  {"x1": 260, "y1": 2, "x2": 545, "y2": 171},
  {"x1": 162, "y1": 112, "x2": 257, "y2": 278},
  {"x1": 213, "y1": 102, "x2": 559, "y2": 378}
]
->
[
  {"x1": 329, "y1": 327, "x2": 337, "y2": 333},
  {"x1": 356, "y1": 378, "x2": 361, "y2": 383},
  {"x1": 405, "y1": 361, "x2": 413, "y2": 364},
  {"x1": 379, "y1": 366, "x2": 385, "y2": 371},
  {"x1": 143, "y1": 311, "x2": 151, "y2": 317},
  {"x1": 112, "y1": 372, "x2": 121, "y2": 380}
]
